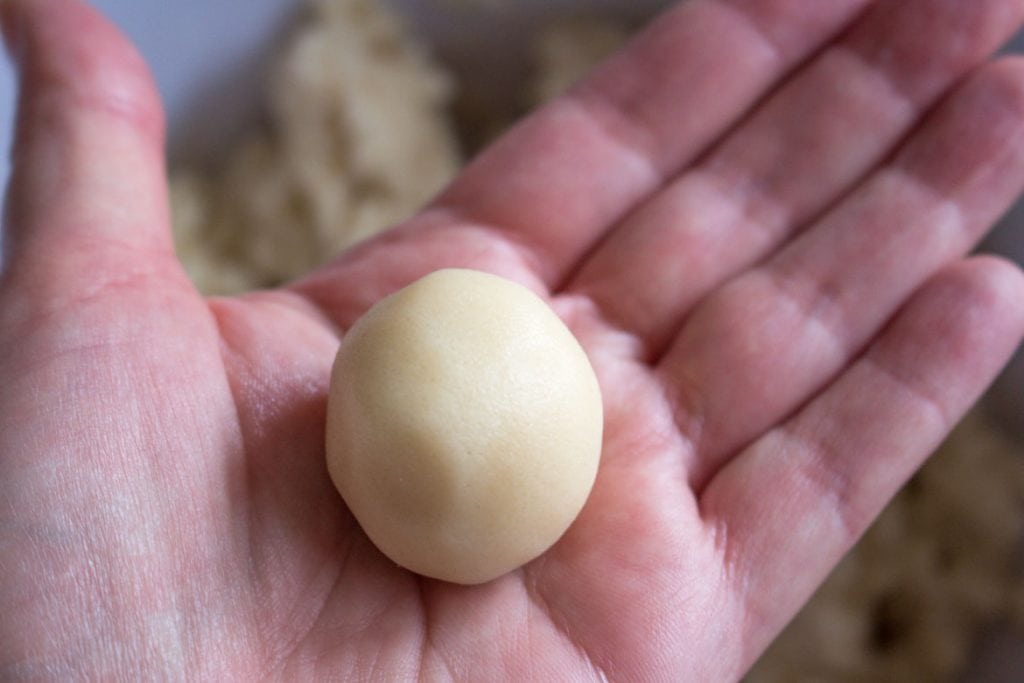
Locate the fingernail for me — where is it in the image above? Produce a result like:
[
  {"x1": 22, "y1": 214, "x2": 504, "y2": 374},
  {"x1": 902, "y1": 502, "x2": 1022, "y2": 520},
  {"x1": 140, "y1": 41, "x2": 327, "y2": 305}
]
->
[{"x1": 0, "y1": 0, "x2": 24, "y2": 64}]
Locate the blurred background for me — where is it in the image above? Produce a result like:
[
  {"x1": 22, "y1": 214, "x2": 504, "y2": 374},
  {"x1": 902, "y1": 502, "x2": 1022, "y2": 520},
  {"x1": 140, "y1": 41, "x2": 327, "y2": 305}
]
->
[{"x1": 1, "y1": 1, "x2": 1022, "y2": 680}]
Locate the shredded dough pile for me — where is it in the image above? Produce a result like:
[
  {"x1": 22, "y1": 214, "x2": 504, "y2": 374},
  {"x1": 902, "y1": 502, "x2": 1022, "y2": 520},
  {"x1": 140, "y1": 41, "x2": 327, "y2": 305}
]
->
[
  {"x1": 170, "y1": 1, "x2": 1024, "y2": 679},
  {"x1": 171, "y1": 0, "x2": 458, "y2": 294}
]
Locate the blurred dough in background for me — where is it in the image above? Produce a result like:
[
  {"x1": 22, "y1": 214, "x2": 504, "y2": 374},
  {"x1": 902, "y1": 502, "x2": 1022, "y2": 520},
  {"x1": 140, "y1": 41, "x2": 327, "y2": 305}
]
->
[
  {"x1": 748, "y1": 413, "x2": 1024, "y2": 682},
  {"x1": 170, "y1": 1, "x2": 1024, "y2": 680},
  {"x1": 527, "y1": 18, "x2": 630, "y2": 108},
  {"x1": 171, "y1": 0, "x2": 458, "y2": 294}
]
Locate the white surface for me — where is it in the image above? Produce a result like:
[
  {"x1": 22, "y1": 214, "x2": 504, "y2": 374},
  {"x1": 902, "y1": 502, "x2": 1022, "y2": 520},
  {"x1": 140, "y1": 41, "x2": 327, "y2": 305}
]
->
[{"x1": 0, "y1": 0, "x2": 1020, "y2": 429}]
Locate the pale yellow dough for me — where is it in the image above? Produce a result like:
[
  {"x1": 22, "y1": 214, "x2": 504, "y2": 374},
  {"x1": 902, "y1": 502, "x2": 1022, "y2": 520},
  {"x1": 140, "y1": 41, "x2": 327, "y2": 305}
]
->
[{"x1": 325, "y1": 269, "x2": 603, "y2": 585}]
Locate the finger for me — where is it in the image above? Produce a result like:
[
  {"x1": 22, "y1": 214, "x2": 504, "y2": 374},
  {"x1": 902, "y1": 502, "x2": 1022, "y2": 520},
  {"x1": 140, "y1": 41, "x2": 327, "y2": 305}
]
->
[
  {"x1": 697, "y1": 257, "x2": 1024, "y2": 668},
  {"x1": 659, "y1": 57, "x2": 1024, "y2": 489},
  {"x1": 569, "y1": 0, "x2": 1024, "y2": 356},
  {"x1": 292, "y1": 0, "x2": 870, "y2": 327},
  {"x1": 423, "y1": 0, "x2": 871, "y2": 288},
  {"x1": 1, "y1": 0, "x2": 174, "y2": 281}
]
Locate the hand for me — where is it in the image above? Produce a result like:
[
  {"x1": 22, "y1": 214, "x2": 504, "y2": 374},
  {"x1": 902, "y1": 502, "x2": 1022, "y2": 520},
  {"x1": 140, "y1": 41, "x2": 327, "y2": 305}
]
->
[{"x1": 2, "y1": 0, "x2": 1024, "y2": 679}]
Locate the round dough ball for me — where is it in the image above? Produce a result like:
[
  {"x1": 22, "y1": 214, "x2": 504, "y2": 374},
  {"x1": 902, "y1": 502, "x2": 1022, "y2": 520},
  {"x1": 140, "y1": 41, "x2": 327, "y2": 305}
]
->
[{"x1": 325, "y1": 268, "x2": 603, "y2": 585}]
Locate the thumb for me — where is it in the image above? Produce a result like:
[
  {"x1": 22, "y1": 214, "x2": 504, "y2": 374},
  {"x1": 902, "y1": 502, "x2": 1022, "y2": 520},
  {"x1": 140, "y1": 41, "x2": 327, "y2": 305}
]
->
[{"x1": 1, "y1": 0, "x2": 179, "y2": 290}]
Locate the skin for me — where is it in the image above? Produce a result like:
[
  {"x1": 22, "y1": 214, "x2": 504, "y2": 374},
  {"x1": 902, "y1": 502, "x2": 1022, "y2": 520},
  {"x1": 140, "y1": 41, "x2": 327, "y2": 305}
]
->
[{"x1": 0, "y1": 0, "x2": 1023, "y2": 679}]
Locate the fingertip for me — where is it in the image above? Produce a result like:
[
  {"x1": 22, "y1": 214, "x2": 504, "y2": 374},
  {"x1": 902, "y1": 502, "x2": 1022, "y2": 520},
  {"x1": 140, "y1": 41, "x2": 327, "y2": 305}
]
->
[
  {"x1": 11, "y1": 0, "x2": 165, "y2": 142},
  {"x1": 949, "y1": 254, "x2": 1024, "y2": 335},
  {"x1": 1, "y1": 0, "x2": 25, "y2": 63},
  {"x1": 985, "y1": 54, "x2": 1024, "y2": 92},
  {"x1": 871, "y1": 255, "x2": 1024, "y2": 426},
  {"x1": 968, "y1": 56, "x2": 1024, "y2": 133},
  {"x1": 2, "y1": 0, "x2": 175, "y2": 286}
]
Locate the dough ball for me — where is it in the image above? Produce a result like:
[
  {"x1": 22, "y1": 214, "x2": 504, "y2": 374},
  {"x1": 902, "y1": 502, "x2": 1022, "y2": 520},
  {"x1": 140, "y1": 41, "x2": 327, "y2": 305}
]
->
[{"x1": 325, "y1": 268, "x2": 603, "y2": 585}]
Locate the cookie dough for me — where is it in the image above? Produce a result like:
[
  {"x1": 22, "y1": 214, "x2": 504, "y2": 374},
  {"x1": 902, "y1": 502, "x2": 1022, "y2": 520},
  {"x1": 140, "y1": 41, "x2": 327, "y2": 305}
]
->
[{"x1": 325, "y1": 269, "x2": 603, "y2": 584}]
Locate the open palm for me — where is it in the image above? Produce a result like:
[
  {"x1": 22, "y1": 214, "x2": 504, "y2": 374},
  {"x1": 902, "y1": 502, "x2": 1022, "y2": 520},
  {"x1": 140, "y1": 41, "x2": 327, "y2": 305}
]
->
[{"x1": 3, "y1": 0, "x2": 1024, "y2": 679}]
